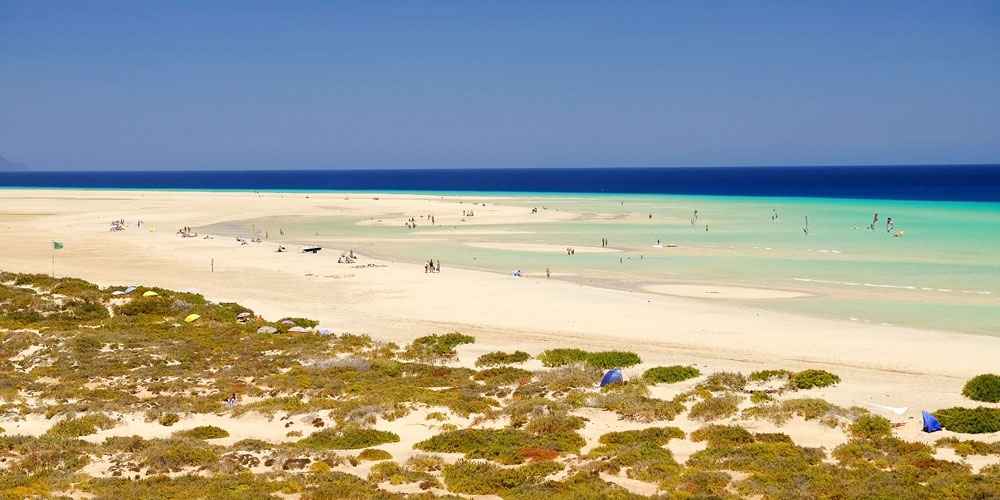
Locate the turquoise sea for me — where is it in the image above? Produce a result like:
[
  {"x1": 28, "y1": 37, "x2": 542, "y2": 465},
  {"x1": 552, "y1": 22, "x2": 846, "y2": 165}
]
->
[{"x1": 204, "y1": 193, "x2": 1000, "y2": 337}]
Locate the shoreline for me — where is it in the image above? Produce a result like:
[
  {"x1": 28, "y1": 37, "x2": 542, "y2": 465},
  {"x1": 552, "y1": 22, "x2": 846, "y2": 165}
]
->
[{"x1": 1, "y1": 188, "x2": 999, "y2": 412}]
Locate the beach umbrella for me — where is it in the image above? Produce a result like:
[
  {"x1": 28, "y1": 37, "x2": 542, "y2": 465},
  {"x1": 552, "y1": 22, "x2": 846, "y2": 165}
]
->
[
  {"x1": 600, "y1": 368, "x2": 624, "y2": 387},
  {"x1": 184, "y1": 314, "x2": 201, "y2": 323},
  {"x1": 142, "y1": 290, "x2": 159, "y2": 297}
]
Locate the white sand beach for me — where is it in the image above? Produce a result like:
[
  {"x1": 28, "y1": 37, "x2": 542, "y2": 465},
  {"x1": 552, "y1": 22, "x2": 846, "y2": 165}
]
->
[
  {"x1": 1, "y1": 189, "x2": 998, "y2": 416},
  {"x1": 3, "y1": 188, "x2": 1000, "y2": 495}
]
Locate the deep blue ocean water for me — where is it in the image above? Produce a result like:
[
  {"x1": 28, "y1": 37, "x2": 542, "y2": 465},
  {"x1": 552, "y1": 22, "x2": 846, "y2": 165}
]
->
[{"x1": 2, "y1": 165, "x2": 999, "y2": 202}]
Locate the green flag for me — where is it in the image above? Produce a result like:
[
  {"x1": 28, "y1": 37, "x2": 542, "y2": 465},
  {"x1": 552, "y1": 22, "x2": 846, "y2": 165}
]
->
[{"x1": 53, "y1": 241, "x2": 64, "y2": 250}]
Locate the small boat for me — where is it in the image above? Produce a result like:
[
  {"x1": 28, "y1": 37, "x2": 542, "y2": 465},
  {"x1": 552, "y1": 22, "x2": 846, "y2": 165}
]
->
[{"x1": 303, "y1": 246, "x2": 322, "y2": 254}]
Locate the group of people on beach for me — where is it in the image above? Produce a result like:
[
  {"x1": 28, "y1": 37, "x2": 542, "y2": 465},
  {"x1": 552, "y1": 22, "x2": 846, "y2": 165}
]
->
[
  {"x1": 338, "y1": 250, "x2": 358, "y2": 264},
  {"x1": 404, "y1": 215, "x2": 437, "y2": 229},
  {"x1": 177, "y1": 226, "x2": 198, "y2": 237},
  {"x1": 425, "y1": 259, "x2": 441, "y2": 273}
]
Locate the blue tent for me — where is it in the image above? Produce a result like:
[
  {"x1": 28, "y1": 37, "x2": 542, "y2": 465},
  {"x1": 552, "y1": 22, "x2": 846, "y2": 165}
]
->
[
  {"x1": 922, "y1": 410, "x2": 942, "y2": 433},
  {"x1": 600, "y1": 368, "x2": 624, "y2": 387}
]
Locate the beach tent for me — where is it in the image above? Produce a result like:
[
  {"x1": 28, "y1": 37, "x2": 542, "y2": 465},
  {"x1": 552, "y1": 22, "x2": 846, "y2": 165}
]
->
[
  {"x1": 142, "y1": 290, "x2": 159, "y2": 297},
  {"x1": 111, "y1": 285, "x2": 138, "y2": 296},
  {"x1": 184, "y1": 314, "x2": 201, "y2": 323},
  {"x1": 600, "y1": 368, "x2": 624, "y2": 387},
  {"x1": 921, "y1": 411, "x2": 942, "y2": 433}
]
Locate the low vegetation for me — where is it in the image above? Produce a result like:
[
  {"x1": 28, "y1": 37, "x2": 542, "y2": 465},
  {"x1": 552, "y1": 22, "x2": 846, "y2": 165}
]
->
[
  {"x1": 933, "y1": 407, "x2": 1000, "y2": 434},
  {"x1": 962, "y1": 373, "x2": 1000, "y2": 403},
  {"x1": 538, "y1": 348, "x2": 641, "y2": 368},
  {"x1": 174, "y1": 425, "x2": 230, "y2": 440},
  {"x1": 476, "y1": 350, "x2": 531, "y2": 367},
  {"x1": 297, "y1": 427, "x2": 401, "y2": 450},
  {"x1": 642, "y1": 365, "x2": 700, "y2": 384},
  {"x1": 788, "y1": 369, "x2": 841, "y2": 390},
  {"x1": 3, "y1": 272, "x2": 999, "y2": 499}
]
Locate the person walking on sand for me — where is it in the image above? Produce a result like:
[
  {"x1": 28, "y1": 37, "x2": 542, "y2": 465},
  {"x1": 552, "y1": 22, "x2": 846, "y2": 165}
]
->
[{"x1": 546, "y1": 267, "x2": 550, "y2": 278}]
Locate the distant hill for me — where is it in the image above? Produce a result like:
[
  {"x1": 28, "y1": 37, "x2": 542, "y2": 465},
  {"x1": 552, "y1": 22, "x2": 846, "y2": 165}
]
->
[{"x1": 0, "y1": 154, "x2": 27, "y2": 170}]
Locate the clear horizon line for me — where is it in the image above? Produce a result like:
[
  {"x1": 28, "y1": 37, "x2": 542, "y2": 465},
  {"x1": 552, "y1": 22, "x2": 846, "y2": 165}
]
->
[{"x1": 6, "y1": 162, "x2": 1000, "y2": 173}]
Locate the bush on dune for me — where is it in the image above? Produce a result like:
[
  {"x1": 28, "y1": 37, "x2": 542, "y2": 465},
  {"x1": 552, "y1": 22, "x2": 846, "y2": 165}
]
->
[
  {"x1": 962, "y1": 374, "x2": 1000, "y2": 403},
  {"x1": 45, "y1": 414, "x2": 116, "y2": 438},
  {"x1": 537, "y1": 348, "x2": 640, "y2": 369},
  {"x1": 415, "y1": 427, "x2": 583, "y2": 464},
  {"x1": 476, "y1": 350, "x2": 531, "y2": 367},
  {"x1": 933, "y1": 407, "x2": 1000, "y2": 434},
  {"x1": 173, "y1": 426, "x2": 230, "y2": 440},
  {"x1": 401, "y1": 332, "x2": 475, "y2": 361},
  {"x1": 297, "y1": 427, "x2": 400, "y2": 450},
  {"x1": 443, "y1": 459, "x2": 563, "y2": 495},
  {"x1": 788, "y1": 369, "x2": 841, "y2": 390},
  {"x1": 643, "y1": 365, "x2": 700, "y2": 384}
]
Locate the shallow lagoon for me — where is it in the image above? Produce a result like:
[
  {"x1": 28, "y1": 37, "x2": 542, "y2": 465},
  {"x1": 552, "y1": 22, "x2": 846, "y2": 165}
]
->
[{"x1": 204, "y1": 193, "x2": 1000, "y2": 336}]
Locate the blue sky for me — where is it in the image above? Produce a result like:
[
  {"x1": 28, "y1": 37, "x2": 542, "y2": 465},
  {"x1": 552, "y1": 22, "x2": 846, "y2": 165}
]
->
[{"x1": 1, "y1": 1, "x2": 998, "y2": 170}]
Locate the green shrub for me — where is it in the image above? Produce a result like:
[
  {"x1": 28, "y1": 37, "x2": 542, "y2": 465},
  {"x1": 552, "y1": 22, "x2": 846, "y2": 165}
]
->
[
  {"x1": 594, "y1": 383, "x2": 686, "y2": 422},
  {"x1": 537, "y1": 348, "x2": 640, "y2": 369},
  {"x1": 297, "y1": 427, "x2": 400, "y2": 449},
  {"x1": 748, "y1": 369, "x2": 792, "y2": 382},
  {"x1": 688, "y1": 394, "x2": 743, "y2": 422},
  {"x1": 742, "y1": 398, "x2": 859, "y2": 426},
  {"x1": 502, "y1": 471, "x2": 645, "y2": 499},
  {"x1": 643, "y1": 365, "x2": 700, "y2": 384},
  {"x1": 597, "y1": 427, "x2": 684, "y2": 446},
  {"x1": 159, "y1": 413, "x2": 180, "y2": 427},
  {"x1": 690, "y1": 424, "x2": 755, "y2": 447},
  {"x1": 750, "y1": 391, "x2": 773, "y2": 404},
  {"x1": 538, "y1": 348, "x2": 590, "y2": 367},
  {"x1": 356, "y1": 448, "x2": 392, "y2": 461},
  {"x1": 443, "y1": 459, "x2": 563, "y2": 495},
  {"x1": 415, "y1": 428, "x2": 583, "y2": 464},
  {"x1": 45, "y1": 414, "x2": 116, "y2": 438},
  {"x1": 849, "y1": 414, "x2": 892, "y2": 440},
  {"x1": 401, "y1": 332, "x2": 475, "y2": 361},
  {"x1": 698, "y1": 372, "x2": 747, "y2": 392},
  {"x1": 962, "y1": 374, "x2": 1000, "y2": 403},
  {"x1": 936, "y1": 437, "x2": 1000, "y2": 457},
  {"x1": 585, "y1": 351, "x2": 641, "y2": 369},
  {"x1": 933, "y1": 407, "x2": 1000, "y2": 434},
  {"x1": 789, "y1": 369, "x2": 841, "y2": 390},
  {"x1": 367, "y1": 461, "x2": 438, "y2": 486},
  {"x1": 476, "y1": 350, "x2": 530, "y2": 367},
  {"x1": 173, "y1": 425, "x2": 229, "y2": 440},
  {"x1": 140, "y1": 438, "x2": 220, "y2": 473}
]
